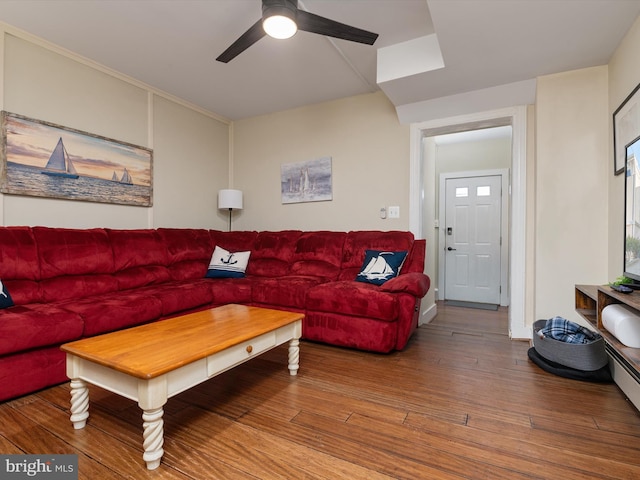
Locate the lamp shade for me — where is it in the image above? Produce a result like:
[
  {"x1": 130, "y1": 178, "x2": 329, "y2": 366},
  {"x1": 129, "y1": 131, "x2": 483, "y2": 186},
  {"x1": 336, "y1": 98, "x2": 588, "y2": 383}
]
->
[{"x1": 218, "y1": 189, "x2": 243, "y2": 210}]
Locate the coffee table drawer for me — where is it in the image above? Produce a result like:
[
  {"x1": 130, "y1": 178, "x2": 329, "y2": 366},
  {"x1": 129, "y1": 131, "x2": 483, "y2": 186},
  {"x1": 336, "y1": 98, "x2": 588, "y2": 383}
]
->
[{"x1": 206, "y1": 331, "x2": 276, "y2": 377}]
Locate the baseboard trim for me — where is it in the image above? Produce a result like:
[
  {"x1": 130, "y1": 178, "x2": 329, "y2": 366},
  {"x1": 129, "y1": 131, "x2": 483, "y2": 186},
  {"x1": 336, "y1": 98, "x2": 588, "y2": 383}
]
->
[{"x1": 420, "y1": 303, "x2": 437, "y2": 325}]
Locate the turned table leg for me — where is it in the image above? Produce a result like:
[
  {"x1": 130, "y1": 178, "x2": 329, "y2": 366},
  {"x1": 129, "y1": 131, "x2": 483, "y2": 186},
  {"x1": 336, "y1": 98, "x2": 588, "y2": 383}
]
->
[
  {"x1": 69, "y1": 378, "x2": 90, "y2": 429},
  {"x1": 142, "y1": 407, "x2": 164, "y2": 470},
  {"x1": 288, "y1": 337, "x2": 300, "y2": 376},
  {"x1": 138, "y1": 376, "x2": 168, "y2": 470}
]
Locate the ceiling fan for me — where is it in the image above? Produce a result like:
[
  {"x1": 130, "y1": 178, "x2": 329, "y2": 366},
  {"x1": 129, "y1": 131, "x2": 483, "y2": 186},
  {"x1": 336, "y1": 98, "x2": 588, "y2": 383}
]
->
[{"x1": 216, "y1": 0, "x2": 379, "y2": 63}]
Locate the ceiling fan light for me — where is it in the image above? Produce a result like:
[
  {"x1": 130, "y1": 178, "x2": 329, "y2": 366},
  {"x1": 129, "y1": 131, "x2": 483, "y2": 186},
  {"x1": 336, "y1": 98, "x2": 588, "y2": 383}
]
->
[{"x1": 263, "y1": 14, "x2": 297, "y2": 39}]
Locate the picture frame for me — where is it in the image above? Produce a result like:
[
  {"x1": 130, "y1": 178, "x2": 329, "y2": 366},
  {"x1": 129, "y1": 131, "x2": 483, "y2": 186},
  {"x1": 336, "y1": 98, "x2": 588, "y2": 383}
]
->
[
  {"x1": 281, "y1": 156, "x2": 332, "y2": 204},
  {"x1": 1, "y1": 111, "x2": 153, "y2": 206},
  {"x1": 614, "y1": 81, "x2": 640, "y2": 175}
]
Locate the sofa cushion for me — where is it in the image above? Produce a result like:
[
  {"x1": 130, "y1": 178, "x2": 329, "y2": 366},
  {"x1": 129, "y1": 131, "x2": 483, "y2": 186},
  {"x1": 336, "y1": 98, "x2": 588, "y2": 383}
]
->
[
  {"x1": 305, "y1": 280, "x2": 399, "y2": 321},
  {"x1": 137, "y1": 280, "x2": 214, "y2": 316},
  {"x1": 209, "y1": 278, "x2": 253, "y2": 305},
  {"x1": 212, "y1": 230, "x2": 258, "y2": 252},
  {"x1": 303, "y1": 311, "x2": 398, "y2": 353},
  {"x1": 0, "y1": 226, "x2": 40, "y2": 281},
  {"x1": 62, "y1": 292, "x2": 163, "y2": 336},
  {"x1": 158, "y1": 228, "x2": 213, "y2": 281},
  {"x1": 356, "y1": 250, "x2": 407, "y2": 286},
  {"x1": 0, "y1": 346, "x2": 67, "y2": 403},
  {"x1": 379, "y1": 272, "x2": 431, "y2": 297},
  {"x1": 338, "y1": 231, "x2": 414, "y2": 281},
  {"x1": 252, "y1": 276, "x2": 324, "y2": 309},
  {"x1": 402, "y1": 239, "x2": 426, "y2": 274},
  {"x1": 108, "y1": 229, "x2": 169, "y2": 271},
  {"x1": 0, "y1": 279, "x2": 40, "y2": 305},
  {"x1": 40, "y1": 274, "x2": 119, "y2": 303},
  {"x1": 157, "y1": 228, "x2": 213, "y2": 264},
  {"x1": 168, "y1": 260, "x2": 209, "y2": 282},
  {"x1": 246, "y1": 230, "x2": 302, "y2": 277},
  {"x1": 0, "y1": 304, "x2": 84, "y2": 355},
  {"x1": 114, "y1": 265, "x2": 172, "y2": 290},
  {"x1": 33, "y1": 227, "x2": 115, "y2": 278},
  {"x1": 290, "y1": 231, "x2": 346, "y2": 280},
  {"x1": 0, "y1": 227, "x2": 42, "y2": 304},
  {"x1": 206, "y1": 246, "x2": 251, "y2": 278},
  {"x1": 0, "y1": 280, "x2": 13, "y2": 309}
]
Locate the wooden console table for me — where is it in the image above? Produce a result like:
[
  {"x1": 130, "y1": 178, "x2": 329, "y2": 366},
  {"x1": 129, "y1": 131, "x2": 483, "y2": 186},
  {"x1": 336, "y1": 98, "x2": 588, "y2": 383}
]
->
[{"x1": 575, "y1": 285, "x2": 640, "y2": 410}]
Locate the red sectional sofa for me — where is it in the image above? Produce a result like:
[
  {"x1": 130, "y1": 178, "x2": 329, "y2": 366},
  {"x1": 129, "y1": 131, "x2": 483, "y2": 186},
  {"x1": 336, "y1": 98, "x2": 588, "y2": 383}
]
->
[{"x1": 0, "y1": 227, "x2": 430, "y2": 401}]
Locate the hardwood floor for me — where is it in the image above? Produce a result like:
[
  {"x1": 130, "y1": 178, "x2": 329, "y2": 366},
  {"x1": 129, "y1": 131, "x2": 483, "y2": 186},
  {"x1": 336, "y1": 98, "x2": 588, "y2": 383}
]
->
[{"x1": 2, "y1": 302, "x2": 640, "y2": 479}]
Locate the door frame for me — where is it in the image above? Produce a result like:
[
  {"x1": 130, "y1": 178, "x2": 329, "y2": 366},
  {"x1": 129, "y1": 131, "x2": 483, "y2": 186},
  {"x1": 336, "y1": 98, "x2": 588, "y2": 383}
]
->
[
  {"x1": 409, "y1": 105, "x2": 530, "y2": 339},
  {"x1": 438, "y1": 169, "x2": 510, "y2": 306}
]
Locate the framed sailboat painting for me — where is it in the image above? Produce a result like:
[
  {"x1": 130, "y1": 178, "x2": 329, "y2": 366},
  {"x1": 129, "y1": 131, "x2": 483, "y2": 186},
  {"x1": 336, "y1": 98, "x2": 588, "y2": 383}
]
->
[
  {"x1": 281, "y1": 156, "x2": 332, "y2": 204},
  {"x1": 0, "y1": 111, "x2": 153, "y2": 206}
]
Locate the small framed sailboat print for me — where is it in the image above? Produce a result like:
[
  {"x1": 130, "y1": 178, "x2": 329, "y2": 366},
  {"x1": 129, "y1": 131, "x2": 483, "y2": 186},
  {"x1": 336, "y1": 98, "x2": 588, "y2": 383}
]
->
[
  {"x1": 0, "y1": 111, "x2": 153, "y2": 206},
  {"x1": 281, "y1": 156, "x2": 332, "y2": 204}
]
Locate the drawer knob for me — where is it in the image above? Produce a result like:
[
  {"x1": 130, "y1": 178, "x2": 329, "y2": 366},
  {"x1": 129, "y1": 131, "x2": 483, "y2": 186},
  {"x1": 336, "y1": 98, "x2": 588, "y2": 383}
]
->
[{"x1": 246, "y1": 345, "x2": 253, "y2": 353}]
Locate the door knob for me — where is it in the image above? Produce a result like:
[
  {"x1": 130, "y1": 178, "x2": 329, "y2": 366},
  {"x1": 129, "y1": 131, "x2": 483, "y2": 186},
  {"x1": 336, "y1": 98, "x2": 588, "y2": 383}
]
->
[{"x1": 447, "y1": 247, "x2": 456, "y2": 251}]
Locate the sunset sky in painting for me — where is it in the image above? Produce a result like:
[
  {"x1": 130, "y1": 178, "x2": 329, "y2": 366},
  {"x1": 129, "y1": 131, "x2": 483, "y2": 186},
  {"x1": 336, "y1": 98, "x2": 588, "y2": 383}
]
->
[{"x1": 3, "y1": 114, "x2": 152, "y2": 186}]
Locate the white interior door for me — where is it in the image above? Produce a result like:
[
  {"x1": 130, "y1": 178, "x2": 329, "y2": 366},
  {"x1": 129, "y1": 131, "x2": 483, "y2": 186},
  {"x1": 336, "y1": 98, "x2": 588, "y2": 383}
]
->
[{"x1": 444, "y1": 175, "x2": 502, "y2": 304}]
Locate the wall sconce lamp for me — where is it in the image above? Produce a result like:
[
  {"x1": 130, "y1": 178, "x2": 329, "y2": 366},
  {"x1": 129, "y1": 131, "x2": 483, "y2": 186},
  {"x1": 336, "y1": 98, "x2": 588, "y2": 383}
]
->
[{"x1": 218, "y1": 189, "x2": 243, "y2": 231}]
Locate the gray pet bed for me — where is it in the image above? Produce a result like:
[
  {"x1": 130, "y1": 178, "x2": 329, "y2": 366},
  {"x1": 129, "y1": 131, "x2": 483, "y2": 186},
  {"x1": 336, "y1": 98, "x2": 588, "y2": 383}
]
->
[
  {"x1": 528, "y1": 347, "x2": 612, "y2": 383},
  {"x1": 532, "y1": 319, "x2": 608, "y2": 371}
]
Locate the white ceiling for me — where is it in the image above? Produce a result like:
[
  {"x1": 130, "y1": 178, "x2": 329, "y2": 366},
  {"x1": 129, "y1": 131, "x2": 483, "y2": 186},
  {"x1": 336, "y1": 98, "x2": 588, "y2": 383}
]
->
[{"x1": 0, "y1": 0, "x2": 639, "y2": 121}]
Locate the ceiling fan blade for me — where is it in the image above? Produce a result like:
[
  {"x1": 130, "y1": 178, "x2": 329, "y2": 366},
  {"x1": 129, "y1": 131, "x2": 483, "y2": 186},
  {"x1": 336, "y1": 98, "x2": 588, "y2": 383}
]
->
[
  {"x1": 296, "y1": 11, "x2": 378, "y2": 45},
  {"x1": 216, "y1": 19, "x2": 266, "y2": 63}
]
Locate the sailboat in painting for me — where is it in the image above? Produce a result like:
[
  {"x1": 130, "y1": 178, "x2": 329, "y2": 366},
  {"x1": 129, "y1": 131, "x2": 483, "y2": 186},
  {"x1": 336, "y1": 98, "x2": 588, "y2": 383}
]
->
[
  {"x1": 110, "y1": 168, "x2": 134, "y2": 185},
  {"x1": 41, "y1": 137, "x2": 79, "y2": 179},
  {"x1": 119, "y1": 168, "x2": 133, "y2": 185}
]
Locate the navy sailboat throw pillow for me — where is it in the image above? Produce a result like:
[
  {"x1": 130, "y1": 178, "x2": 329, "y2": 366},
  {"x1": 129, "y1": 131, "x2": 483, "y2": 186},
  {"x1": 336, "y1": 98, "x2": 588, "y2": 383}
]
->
[
  {"x1": 0, "y1": 278, "x2": 14, "y2": 309},
  {"x1": 356, "y1": 250, "x2": 407, "y2": 286}
]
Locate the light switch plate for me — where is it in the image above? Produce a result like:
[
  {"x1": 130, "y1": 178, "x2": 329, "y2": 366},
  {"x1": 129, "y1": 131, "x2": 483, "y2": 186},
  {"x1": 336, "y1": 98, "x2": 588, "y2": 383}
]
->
[{"x1": 388, "y1": 206, "x2": 400, "y2": 218}]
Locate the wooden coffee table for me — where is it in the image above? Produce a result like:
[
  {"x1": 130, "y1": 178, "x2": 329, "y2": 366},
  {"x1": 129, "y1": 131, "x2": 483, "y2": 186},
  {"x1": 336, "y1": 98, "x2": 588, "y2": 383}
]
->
[{"x1": 61, "y1": 304, "x2": 303, "y2": 470}]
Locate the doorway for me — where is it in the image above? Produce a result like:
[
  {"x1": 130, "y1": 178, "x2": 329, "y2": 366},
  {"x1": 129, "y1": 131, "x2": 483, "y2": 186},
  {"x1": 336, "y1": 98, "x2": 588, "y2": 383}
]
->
[
  {"x1": 440, "y1": 171, "x2": 509, "y2": 308},
  {"x1": 409, "y1": 106, "x2": 529, "y2": 339}
]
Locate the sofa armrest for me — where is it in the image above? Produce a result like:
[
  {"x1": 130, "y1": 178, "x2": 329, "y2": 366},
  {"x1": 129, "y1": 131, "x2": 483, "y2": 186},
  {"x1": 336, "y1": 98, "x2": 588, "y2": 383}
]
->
[{"x1": 379, "y1": 272, "x2": 430, "y2": 297}]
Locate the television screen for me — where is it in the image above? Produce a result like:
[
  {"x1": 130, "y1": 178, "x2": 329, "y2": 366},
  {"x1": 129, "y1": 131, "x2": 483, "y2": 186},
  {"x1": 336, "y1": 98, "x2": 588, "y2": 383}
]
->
[{"x1": 624, "y1": 134, "x2": 640, "y2": 281}]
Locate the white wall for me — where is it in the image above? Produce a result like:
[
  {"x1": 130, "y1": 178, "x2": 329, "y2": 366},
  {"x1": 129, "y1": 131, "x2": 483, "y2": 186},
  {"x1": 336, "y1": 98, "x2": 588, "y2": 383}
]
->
[
  {"x1": 232, "y1": 92, "x2": 411, "y2": 231},
  {"x1": 608, "y1": 16, "x2": 640, "y2": 281},
  {"x1": 0, "y1": 27, "x2": 229, "y2": 229},
  {"x1": 152, "y1": 95, "x2": 230, "y2": 228},
  {"x1": 535, "y1": 66, "x2": 609, "y2": 323}
]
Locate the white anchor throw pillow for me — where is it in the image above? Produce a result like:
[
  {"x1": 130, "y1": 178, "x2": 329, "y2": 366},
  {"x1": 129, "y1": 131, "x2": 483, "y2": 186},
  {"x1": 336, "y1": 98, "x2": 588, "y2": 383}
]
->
[{"x1": 205, "y1": 246, "x2": 251, "y2": 278}]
